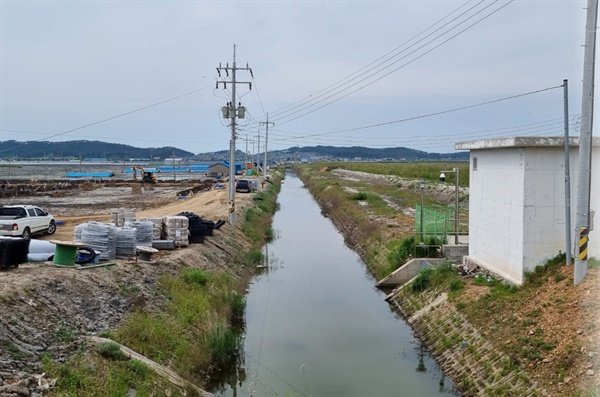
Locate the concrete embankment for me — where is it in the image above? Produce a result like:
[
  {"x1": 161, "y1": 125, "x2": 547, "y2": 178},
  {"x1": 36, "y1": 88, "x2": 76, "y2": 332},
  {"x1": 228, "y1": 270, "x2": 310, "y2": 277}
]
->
[{"x1": 387, "y1": 285, "x2": 543, "y2": 396}]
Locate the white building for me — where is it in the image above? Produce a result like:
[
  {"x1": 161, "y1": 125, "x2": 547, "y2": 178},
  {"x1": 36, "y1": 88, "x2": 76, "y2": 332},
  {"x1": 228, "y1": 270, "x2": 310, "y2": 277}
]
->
[{"x1": 456, "y1": 137, "x2": 599, "y2": 284}]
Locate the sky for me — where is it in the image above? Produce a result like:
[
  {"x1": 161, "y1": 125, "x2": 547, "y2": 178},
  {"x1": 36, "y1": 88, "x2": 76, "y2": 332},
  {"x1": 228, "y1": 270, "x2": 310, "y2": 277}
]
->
[{"x1": 0, "y1": 0, "x2": 595, "y2": 156}]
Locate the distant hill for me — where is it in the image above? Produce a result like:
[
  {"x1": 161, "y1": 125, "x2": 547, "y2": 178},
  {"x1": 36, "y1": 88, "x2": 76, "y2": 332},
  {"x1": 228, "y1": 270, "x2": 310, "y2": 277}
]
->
[
  {"x1": 0, "y1": 140, "x2": 194, "y2": 161},
  {"x1": 272, "y1": 145, "x2": 469, "y2": 162},
  {"x1": 0, "y1": 140, "x2": 468, "y2": 162}
]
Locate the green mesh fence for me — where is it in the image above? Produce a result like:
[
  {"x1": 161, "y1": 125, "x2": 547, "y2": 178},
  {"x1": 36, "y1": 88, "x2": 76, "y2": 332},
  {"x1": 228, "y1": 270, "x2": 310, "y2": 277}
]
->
[{"x1": 415, "y1": 205, "x2": 453, "y2": 238}]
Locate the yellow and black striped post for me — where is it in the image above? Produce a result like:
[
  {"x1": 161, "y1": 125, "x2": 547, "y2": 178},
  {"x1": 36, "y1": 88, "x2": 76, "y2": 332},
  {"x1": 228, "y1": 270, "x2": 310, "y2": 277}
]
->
[{"x1": 579, "y1": 227, "x2": 589, "y2": 261}]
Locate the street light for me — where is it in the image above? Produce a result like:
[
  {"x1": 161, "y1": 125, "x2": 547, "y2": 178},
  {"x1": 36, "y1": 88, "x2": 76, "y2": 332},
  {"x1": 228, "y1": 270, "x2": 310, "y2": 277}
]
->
[
  {"x1": 419, "y1": 178, "x2": 425, "y2": 243},
  {"x1": 440, "y1": 167, "x2": 460, "y2": 245}
]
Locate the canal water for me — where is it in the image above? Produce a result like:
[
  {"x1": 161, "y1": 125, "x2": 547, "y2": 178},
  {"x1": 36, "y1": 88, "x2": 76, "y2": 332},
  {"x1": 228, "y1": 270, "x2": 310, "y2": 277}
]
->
[{"x1": 208, "y1": 173, "x2": 456, "y2": 397}]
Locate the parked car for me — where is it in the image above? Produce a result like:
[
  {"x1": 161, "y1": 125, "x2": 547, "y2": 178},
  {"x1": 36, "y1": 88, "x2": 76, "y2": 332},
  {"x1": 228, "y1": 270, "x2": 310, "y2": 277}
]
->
[
  {"x1": 0, "y1": 205, "x2": 56, "y2": 239},
  {"x1": 235, "y1": 179, "x2": 251, "y2": 193}
]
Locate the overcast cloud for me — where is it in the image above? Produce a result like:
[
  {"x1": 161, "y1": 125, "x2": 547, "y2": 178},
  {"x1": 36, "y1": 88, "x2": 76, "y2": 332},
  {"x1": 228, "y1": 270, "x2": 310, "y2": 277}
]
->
[{"x1": 0, "y1": 0, "x2": 594, "y2": 155}]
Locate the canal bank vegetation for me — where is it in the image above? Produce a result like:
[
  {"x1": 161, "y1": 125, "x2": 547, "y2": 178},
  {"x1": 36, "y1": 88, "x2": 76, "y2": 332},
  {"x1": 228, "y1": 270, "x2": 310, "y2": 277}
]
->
[
  {"x1": 295, "y1": 162, "x2": 599, "y2": 397},
  {"x1": 323, "y1": 161, "x2": 470, "y2": 187},
  {"x1": 295, "y1": 163, "x2": 460, "y2": 279},
  {"x1": 41, "y1": 169, "x2": 285, "y2": 397}
]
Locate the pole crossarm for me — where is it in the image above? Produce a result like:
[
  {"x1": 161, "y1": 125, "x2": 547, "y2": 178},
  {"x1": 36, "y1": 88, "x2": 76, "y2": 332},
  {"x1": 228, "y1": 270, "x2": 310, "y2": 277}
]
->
[{"x1": 215, "y1": 44, "x2": 253, "y2": 227}]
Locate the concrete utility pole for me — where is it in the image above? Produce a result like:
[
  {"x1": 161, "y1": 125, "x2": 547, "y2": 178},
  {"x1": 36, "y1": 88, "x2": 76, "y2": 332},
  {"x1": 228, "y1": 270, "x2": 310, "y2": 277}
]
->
[
  {"x1": 251, "y1": 139, "x2": 255, "y2": 173},
  {"x1": 257, "y1": 127, "x2": 261, "y2": 175},
  {"x1": 574, "y1": 0, "x2": 598, "y2": 285},
  {"x1": 260, "y1": 114, "x2": 274, "y2": 180},
  {"x1": 216, "y1": 44, "x2": 253, "y2": 226},
  {"x1": 245, "y1": 137, "x2": 248, "y2": 176}
]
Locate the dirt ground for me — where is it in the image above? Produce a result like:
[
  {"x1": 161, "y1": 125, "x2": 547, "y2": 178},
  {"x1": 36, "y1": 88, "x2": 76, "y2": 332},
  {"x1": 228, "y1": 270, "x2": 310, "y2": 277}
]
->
[{"x1": 0, "y1": 182, "x2": 256, "y2": 396}]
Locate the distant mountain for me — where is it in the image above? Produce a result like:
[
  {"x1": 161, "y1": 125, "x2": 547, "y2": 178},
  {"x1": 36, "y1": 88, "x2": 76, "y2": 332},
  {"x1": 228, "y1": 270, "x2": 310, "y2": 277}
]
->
[
  {"x1": 0, "y1": 140, "x2": 194, "y2": 161},
  {"x1": 0, "y1": 140, "x2": 468, "y2": 163},
  {"x1": 270, "y1": 145, "x2": 468, "y2": 162}
]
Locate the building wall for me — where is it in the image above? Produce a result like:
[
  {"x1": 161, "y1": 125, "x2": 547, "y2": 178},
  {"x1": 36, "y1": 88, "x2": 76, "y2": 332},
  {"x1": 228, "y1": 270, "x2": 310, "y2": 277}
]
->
[
  {"x1": 468, "y1": 145, "x2": 599, "y2": 284},
  {"x1": 521, "y1": 148, "x2": 571, "y2": 274},
  {"x1": 468, "y1": 150, "x2": 525, "y2": 283},
  {"x1": 209, "y1": 163, "x2": 229, "y2": 176}
]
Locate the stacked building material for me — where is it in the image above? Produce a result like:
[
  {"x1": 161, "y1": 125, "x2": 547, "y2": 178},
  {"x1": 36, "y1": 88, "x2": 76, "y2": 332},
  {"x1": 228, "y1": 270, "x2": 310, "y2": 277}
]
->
[
  {"x1": 125, "y1": 221, "x2": 154, "y2": 247},
  {"x1": 139, "y1": 217, "x2": 164, "y2": 240},
  {"x1": 110, "y1": 208, "x2": 135, "y2": 227},
  {"x1": 0, "y1": 237, "x2": 30, "y2": 268},
  {"x1": 78, "y1": 222, "x2": 117, "y2": 260},
  {"x1": 116, "y1": 227, "x2": 137, "y2": 258},
  {"x1": 74, "y1": 224, "x2": 85, "y2": 242},
  {"x1": 163, "y1": 216, "x2": 189, "y2": 247}
]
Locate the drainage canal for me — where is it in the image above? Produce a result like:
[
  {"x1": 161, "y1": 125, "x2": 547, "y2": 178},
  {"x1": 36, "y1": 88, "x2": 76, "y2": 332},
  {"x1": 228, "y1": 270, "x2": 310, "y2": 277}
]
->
[{"x1": 208, "y1": 173, "x2": 456, "y2": 396}]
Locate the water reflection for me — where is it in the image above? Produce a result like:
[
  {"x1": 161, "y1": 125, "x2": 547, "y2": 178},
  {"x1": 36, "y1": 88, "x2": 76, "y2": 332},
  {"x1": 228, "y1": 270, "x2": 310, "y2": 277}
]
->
[{"x1": 208, "y1": 174, "x2": 457, "y2": 397}]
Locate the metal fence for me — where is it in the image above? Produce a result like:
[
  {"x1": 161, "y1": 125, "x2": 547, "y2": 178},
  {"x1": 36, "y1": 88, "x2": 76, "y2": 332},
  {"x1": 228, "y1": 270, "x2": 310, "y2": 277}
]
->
[{"x1": 415, "y1": 205, "x2": 453, "y2": 239}]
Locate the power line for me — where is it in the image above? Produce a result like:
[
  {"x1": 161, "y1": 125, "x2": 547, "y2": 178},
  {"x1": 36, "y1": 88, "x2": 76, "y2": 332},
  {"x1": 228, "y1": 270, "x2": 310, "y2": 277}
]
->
[
  {"x1": 0, "y1": 84, "x2": 214, "y2": 155},
  {"x1": 268, "y1": 116, "x2": 574, "y2": 142},
  {"x1": 271, "y1": 0, "x2": 515, "y2": 127},
  {"x1": 270, "y1": 84, "x2": 562, "y2": 142},
  {"x1": 247, "y1": 0, "x2": 512, "y2": 129},
  {"x1": 251, "y1": 0, "x2": 479, "y2": 123}
]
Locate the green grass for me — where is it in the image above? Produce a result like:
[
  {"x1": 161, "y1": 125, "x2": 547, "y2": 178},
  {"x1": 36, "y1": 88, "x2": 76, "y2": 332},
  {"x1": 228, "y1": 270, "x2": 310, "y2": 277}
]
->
[
  {"x1": 241, "y1": 248, "x2": 265, "y2": 266},
  {"x1": 319, "y1": 161, "x2": 470, "y2": 187},
  {"x1": 241, "y1": 170, "x2": 283, "y2": 244},
  {"x1": 96, "y1": 342, "x2": 126, "y2": 361},
  {"x1": 181, "y1": 268, "x2": 208, "y2": 286},
  {"x1": 55, "y1": 321, "x2": 75, "y2": 343},
  {"x1": 351, "y1": 192, "x2": 368, "y2": 200},
  {"x1": 410, "y1": 261, "x2": 461, "y2": 295},
  {"x1": 41, "y1": 352, "x2": 182, "y2": 397},
  {"x1": 205, "y1": 324, "x2": 243, "y2": 367}
]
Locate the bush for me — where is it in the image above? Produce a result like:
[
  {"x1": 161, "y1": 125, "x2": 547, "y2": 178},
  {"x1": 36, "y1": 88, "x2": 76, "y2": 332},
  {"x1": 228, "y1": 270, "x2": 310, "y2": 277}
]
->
[
  {"x1": 206, "y1": 324, "x2": 242, "y2": 368},
  {"x1": 127, "y1": 359, "x2": 150, "y2": 378},
  {"x1": 181, "y1": 269, "x2": 208, "y2": 286},
  {"x1": 411, "y1": 267, "x2": 434, "y2": 292},
  {"x1": 351, "y1": 192, "x2": 368, "y2": 201},
  {"x1": 449, "y1": 278, "x2": 465, "y2": 292},
  {"x1": 230, "y1": 292, "x2": 246, "y2": 324},
  {"x1": 97, "y1": 342, "x2": 126, "y2": 361},
  {"x1": 242, "y1": 249, "x2": 264, "y2": 266}
]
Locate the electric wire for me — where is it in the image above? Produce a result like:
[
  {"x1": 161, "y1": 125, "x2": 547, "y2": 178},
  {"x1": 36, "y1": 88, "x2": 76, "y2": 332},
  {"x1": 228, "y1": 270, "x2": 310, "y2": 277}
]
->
[
  {"x1": 268, "y1": 84, "x2": 562, "y2": 143},
  {"x1": 270, "y1": 0, "x2": 515, "y2": 127},
  {"x1": 0, "y1": 84, "x2": 214, "y2": 155},
  {"x1": 268, "y1": 123, "x2": 572, "y2": 148},
  {"x1": 248, "y1": 0, "x2": 478, "y2": 124},
  {"x1": 268, "y1": 116, "x2": 571, "y2": 142},
  {"x1": 247, "y1": 0, "x2": 512, "y2": 129}
]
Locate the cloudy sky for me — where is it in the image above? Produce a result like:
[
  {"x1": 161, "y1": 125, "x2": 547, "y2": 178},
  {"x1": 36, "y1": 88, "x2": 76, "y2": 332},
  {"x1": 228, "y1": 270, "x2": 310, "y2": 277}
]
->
[{"x1": 0, "y1": 0, "x2": 594, "y2": 156}]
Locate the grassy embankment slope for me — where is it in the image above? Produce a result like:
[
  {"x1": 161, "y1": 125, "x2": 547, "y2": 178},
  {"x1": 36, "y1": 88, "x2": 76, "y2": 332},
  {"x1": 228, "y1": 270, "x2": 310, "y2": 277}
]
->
[
  {"x1": 296, "y1": 162, "x2": 599, "y2": 397},
  {"x1": 296, "y1": 161, "x2": 469, "y2": 279},
  {"x1": 41, "y1": 169, "x2": 284, "y2": 397}
]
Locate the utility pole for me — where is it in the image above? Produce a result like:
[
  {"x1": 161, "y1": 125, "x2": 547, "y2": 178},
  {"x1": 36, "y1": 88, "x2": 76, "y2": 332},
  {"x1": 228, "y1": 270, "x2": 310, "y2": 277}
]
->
[
  {"x1": 245, "y1": 137, "x2": 249, "y2": 176},
  {"x1": 260, "y1": 114, "x2": 274, "y2": 180},
  {"x1": 251, "y1": 139, "x2": 255, "y2": 174},
  {"x1": 257, "y1": 128, "x2": 261, "y2": 176},
  {"x1": 574, "y1": 0, "x2": 598, "y2": 285},
  {"x1": 172, "y1": 150, "x2": 176, "y2": 182},
  {"x1": 216, "y1": 44, "x2": 253, "y2": 227}
]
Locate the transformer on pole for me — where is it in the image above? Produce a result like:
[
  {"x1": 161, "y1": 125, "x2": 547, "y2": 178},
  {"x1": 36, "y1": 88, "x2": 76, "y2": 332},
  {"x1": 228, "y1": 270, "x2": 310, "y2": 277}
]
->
[{"x1": 216, "y1": 44, "x2": 253, "y2": 226}]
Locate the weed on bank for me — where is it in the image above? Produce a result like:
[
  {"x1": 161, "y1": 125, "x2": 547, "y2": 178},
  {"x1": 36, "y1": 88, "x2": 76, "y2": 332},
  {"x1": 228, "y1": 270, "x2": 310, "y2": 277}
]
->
[{"x1": 43, "y1": 170, "x2": 285, "y2": 396}]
